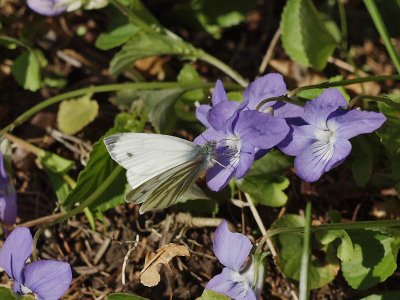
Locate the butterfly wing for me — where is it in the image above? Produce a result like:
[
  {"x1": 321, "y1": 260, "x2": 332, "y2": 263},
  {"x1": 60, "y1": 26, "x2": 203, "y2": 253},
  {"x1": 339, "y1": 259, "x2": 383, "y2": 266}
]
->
[
  {"x1": 126, "y1": 159, "x2": 204, "y2": 214},
  {"x1": 104, "y1": 133, "x2": 201, "y2": 189}
]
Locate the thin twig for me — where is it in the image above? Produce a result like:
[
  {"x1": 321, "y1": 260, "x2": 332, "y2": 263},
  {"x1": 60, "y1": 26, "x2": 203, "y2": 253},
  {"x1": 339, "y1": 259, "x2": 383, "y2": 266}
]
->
[
  {"x1": 244, "y1": 193, "x2": 277, "y2": 258},
  {"x1": 259, "y1": 28, "x2": 281, "y2": 75},
  {"x1": 115, "y1": 235, "x2": 140, "y2": 285}
]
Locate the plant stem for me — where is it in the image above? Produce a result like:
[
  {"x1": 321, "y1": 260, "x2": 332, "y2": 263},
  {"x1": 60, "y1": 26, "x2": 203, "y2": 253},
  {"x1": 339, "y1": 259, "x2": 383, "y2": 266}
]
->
[
  {"x1": 257, "y1": 219, "x2": 400, "y2": 254},
  {"x1": 288, "y1": 74, "x2": 400, "y2": 96},
  {"x1": 0, "y1": 82, "x2": 239, "y2": 135},
  {"x1": 255, "y1": 95, "x2": 305, "y2": 111},
  {"x1": 32, "y1": 165, "x2": 124, "y2": 259},
  {"x1": 299, "y1": 202, "x2": 312, "y2": 300},
  {"x1": 338, "y1": 0, "x2": 348, "y2": 51},
  {"x1": 197, "y1": 50, "x2": 248, "y2": 87},
  {"x1": 364, "y1": 0, "x2": 400, "y2": 73},
  {"x1": 349, "y1": 94, "x2": 400, "y2": 109}
]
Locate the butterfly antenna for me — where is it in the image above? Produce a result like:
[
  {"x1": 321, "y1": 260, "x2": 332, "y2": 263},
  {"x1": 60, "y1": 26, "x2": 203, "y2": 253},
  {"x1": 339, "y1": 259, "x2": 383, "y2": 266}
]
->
[{"x1": 212, "y1": 158, "x2": 228, "y2": 169}]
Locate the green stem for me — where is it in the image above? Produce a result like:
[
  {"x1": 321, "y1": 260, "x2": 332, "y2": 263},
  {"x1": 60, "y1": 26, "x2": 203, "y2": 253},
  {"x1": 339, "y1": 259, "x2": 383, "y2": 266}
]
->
[
  {"x1": 349, "y1": 94, "x2": 400, "y2": 109},
  {"x1": 299, "y1": 202, "x2": 312, "y2": 300},
  {"x1": 32, "y1": 165, "x2": 123, "y2": 259},
  {"x1": 109, "y1": 0, "x2": 247, "y2": 86},
  {"x1": 338, "y1": 0, "x2": 348, "y2": 52},
  {"x1": 288, "y1": 74, "x2": 400, "y2": 96},
  {"x1": 197, "y1": 50, "x2": 248, "y2": 87},
  {"x1": 257, "y1": 219, "x2": 400, "y2": 254},
  {"x1": 364, "y1": 0, "x2": 400, "y2": 73},
  {"x1": 0, "y1": 82, "x2": 239, "y2": 135},
  {"x1": 108, "y1": 0, "x2": 152, "y2": 33},
  {"x1": 255, "y1": 95, "x2": 305, "y2": 111},
  {"x1": 0, "y1": 34, "x2": 32, "y2": 50}
]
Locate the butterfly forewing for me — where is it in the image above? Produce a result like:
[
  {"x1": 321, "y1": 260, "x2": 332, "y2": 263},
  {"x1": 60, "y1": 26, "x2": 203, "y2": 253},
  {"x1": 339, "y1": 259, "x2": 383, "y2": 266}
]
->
[
  {"x1": 104, "y1": 133, "x2": 201, "y2": 189},
  {"x1": 104, "y1": 133, "x2": 214, "y2": 213}
]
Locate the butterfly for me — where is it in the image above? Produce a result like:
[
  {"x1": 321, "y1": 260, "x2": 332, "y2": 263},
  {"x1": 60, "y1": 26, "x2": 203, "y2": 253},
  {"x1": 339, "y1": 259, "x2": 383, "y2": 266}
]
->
[{"x1": 104, "y1": 133, "x2": 216, "y2": 214}]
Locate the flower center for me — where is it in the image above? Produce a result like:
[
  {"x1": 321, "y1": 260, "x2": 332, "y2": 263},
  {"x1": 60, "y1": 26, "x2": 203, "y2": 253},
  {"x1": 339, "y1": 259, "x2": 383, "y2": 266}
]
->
[
  {"x1": 224, "y1": 135, "x2": 241, "y2": 154},
  {"x1": 20, "y1": 284, "x2": 33, "y2": 295},
  {"x1": 315, "y1": 129, "x2": 335, "y2": 144}
]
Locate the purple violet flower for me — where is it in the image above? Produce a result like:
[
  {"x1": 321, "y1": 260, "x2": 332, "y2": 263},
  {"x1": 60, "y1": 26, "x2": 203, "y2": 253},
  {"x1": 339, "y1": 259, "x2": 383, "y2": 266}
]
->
[
  {"x1": 0, "y1": 153, "x2": 17, "y2": 225},
  {"x1": 242, "y1": 73, "x2": 304, "y2": 119},
  {"x1": 206, "y1": 220, "x2": 266, "y2": 300},
  {"x1": 196, "y1": 79, "x2": 240, "y2": 130},
  {"x1": 195, "y1": 110, "x2": 289, "y2": 191},
  {"x1": 279, "y1": 88, "x2": 386, "y2": 182},
  {"x1": 27, "y1": 0, "x2": 67, "y2": 16},
  {"x1": 0, "y1": 227, "x2": 72, "y2": 300}
]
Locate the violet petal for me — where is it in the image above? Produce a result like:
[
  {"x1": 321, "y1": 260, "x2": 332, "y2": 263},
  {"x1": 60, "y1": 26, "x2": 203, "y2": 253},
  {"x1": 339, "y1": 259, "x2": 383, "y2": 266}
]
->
[
  {"x1": 212, "y1": 80, "x2": 229, "y2": 104},
  {"x1": 236, "y1": 143, "x2": 255, "y2": 179},
  {"x1": 213, "y1": 220, "x2": 252, "y2": 271},
  {"x1": 27, "y1": 0, "x2": 67, "y2": 16},
  {"x1": 0, "y1": 227, "x2": 32, "y2": 283},
  {"x1": 196, "y1": 105, "x2": 211, "y2": 128},
  {"x1": 325, "y1": 138, "x2": 352, "y2": 172},
  {"x1": 206, "y1": 268, "x2": 256, "y2": 300},
  {"x1": 244, "y1": 73, "x2": 286, "y2": 110},
  {"x1": 294, "y1": 140, "x2": 333, "y2": 182},
  {"x1": 234, "y1": 111, "x2": 289, "y2": 150},
  {"x1": 328, "y1": 110, "x2": 386, "y2": 139},
  {"x1": 0, "y1": 154, "x2": 9, "y2": 189},
  {"x1": 278, "y1": 125, "x2": 316, "y2": 156},
  {"x1": 23, "y1": 260, "x2": 72, "y2": 300},
  {"x1": 193, "y1": 128, "x2": 226, "y2": 146},
  {"x1": 208, "y1": 101, "x2": 240, "y2": 131},
  {"x1": 0, "y1": 183, "x2": 17, "y2": 225},
  {"x1": 303, "y1": 88, "x2": 347, "y2": 129}
]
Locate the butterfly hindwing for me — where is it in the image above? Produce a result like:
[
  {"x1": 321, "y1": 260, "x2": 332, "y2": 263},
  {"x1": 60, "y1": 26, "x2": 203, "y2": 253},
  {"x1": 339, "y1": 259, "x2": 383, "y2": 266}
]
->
[{"x1": 125, "y1": 159, "x2": 203, "y2": 213}]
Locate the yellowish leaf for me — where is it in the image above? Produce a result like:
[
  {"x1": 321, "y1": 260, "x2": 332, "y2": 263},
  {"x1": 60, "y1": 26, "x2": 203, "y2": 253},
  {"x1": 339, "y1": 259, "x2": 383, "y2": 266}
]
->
[
  {"x1": 139, "y1": 243, "x2": 190, "y2": 287},
  {"x1": 57, "y1": 93, "x2": 99, "y2": 135}
]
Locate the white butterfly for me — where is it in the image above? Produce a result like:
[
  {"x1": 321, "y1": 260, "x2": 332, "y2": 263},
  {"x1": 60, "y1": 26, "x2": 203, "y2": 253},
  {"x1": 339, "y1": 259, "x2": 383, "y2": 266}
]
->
[{"x1": 104, "y1": 133, "x2": 216, "y2": 214}]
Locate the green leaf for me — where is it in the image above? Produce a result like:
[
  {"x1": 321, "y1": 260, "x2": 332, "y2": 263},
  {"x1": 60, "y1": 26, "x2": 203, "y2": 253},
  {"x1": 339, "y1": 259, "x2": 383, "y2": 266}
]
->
[
  {"x1": 172, "y1": 0, "x2": 256, "y2": 39},
  {"x1": 43, "y1": 170, "x2": 72, "y2": 204},
  {"x1": 177, "y1": 64, "x2": 205, "y2": 103},
  {"x1": 110, "y1": 31, "x2": 198, "y2": 75},
  {"x1": 12, "y1": 50, "x2": 44, "y2": 91},
  {"x1": 272, "y1": 214, "x2": 339, "y2": 289},
  {"x1": 281, "y1": 0, "x2": 338, "y2": 70},
  {"x1": 57, "y1": 93, "x2": 99, "y2": 135},
  {"x1": 316, "y1": 230, "x2": 354, "y2": 262},
  {"x1": 361, "y1": 291, "x2": 400, "y2": 300},
  {"x1": 350, "y1": 136, "x2": 377, "y2": 186},
  {"x1": 0, "y1": 287, "x2": 17, "y2": 300},
  {"x1": 141, "y1": 88, "x2": 185, "y2": 133},
  {"x1": 62, "y1": 112, "x2": 143, "y2": 217},
  {"x1": 95, "y1": 24, "x2": 140, "y2": 50},
  {"x1": 36, "y1": 151, "x2": 74, "y2": 204},
  {"x1": 196, "y1": 290, "x2": 229, "y2": 300},
  {"x1": 377, "y1": 102, "x2": 400, "y2": 188},
  {"x1": 107, "y1": 293, "x2": 150, "y2": 300},
  {"x1": 341, "y1": 230, "x2": 400, "y2": 290},
  {"x1": 37, "y1": 151, "x2": 74, "y2": 174},
  {"x1": 237, "y1": 150, "x2": 291, "y2": 207}
]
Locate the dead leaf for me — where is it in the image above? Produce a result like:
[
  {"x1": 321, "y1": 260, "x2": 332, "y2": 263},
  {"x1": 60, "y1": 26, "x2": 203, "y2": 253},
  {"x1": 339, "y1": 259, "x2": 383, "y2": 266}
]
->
[{"x1": 139, "y1": 243, "x2": 190, "y2": 287}]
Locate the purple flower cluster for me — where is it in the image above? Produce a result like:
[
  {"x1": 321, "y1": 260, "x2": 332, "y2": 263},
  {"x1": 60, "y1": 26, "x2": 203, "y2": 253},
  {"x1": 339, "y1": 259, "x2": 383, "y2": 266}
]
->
[
  {"x1": 206, "y1": 220, "x2": 266, "y2": 300},
  {"x1": 0, "y1": 227, "x2": 72, "y2": 300},
  {"x1": 279, "y1": 88, "x2": 386, "y2": 181},
  {"x1": 0, "y1": 153, "x2": 17, "y2": 225},
  {"x1": 195, "y1": 74, "x2": 293, "y2": 191},
  {"x1": 196, "y1": 75, "x2": 386, "y2": 187}
]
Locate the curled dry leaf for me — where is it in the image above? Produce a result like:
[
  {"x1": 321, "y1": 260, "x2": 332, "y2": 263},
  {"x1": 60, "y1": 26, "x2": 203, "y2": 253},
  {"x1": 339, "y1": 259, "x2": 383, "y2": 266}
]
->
[{"x1": 139, "y1": 243, "x2": 190, "y2": 287}]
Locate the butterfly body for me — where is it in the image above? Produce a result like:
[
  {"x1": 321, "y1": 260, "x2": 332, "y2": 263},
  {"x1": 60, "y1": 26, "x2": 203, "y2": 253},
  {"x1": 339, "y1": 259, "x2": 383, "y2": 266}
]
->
[{"x1": 104, "y1": 133, "x2": 216, "y2": 213}]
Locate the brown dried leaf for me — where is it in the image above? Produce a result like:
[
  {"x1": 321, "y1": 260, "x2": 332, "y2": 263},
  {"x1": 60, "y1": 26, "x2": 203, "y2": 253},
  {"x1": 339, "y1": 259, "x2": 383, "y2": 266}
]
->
[{"x1": 139, "y1": 243, "x2": 190, "y2": 287}]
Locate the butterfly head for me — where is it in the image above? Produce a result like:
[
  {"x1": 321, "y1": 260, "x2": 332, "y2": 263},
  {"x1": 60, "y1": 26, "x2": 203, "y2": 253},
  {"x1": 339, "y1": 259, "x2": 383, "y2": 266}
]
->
[{"x1": 201, "y1": 141, "x2": 217, "y2": 168}]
